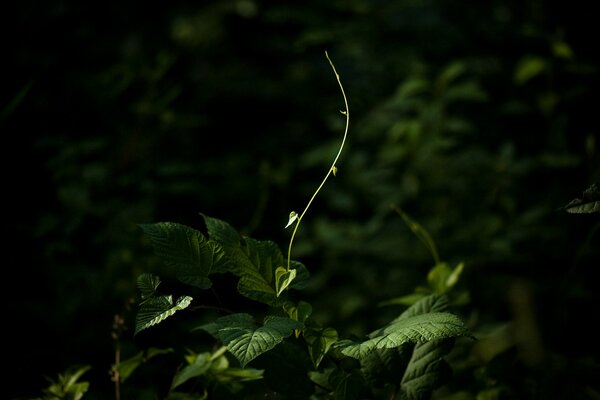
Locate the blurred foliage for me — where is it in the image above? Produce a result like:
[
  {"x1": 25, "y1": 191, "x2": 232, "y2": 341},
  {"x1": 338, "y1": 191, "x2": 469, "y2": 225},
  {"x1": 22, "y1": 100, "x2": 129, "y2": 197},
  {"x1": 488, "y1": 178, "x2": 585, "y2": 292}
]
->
[{"x1": 4, "y1": 0, "x2": 599, "y2": 398}]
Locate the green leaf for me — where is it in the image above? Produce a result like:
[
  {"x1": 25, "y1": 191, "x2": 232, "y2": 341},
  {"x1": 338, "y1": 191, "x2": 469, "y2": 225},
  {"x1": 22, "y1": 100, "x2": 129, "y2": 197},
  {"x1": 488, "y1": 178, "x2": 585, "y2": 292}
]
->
[
  {"x1": 400, "y1": 338, "x2": 454, "y2": 400},
  {"x1": 117, "y1": 347, "x2": 173, "y2": 382},
  {"x1": 42, "y1": 365, "x2": 91, "y2": 400},
  {"x1": 393, "y1": 206, "x2": 440, "y2": 264},
  {"x1": 198, "y1": 313, "x2": 303, "y2": 367},
  {"x1": 290, "y1": 260, "x2": 310, "y2": 290},
  {"x1": 135, "y1": 295, "x2": 193, "y2": 335},
  {"x1": 329, "y1": 369, "x2": 364, "y2": 400},
  {"x1": 204, "y1": 214, "x2": 281, "y2": 305},
  {"x1": 562, "y1": 182, "x2": 600, "y2": 213},
  {"x1": 378, "y1": 292, "x2": 427, "y2": 307},
  {"x1": 285, "y1": 211, "x2": 298, "y2": 228},
  {"x1": 139, "y1": 222, "x2": 229, "y2": 289},
  {"x1": 514, "y1": 56, "x2": 546, "y2": 85},
  {"x1": 304, "y1": 327, "x2": 338, "y2": 368},
  {"x1": 372, "y1": 294, "x2": 451, "y2": 337},
  {"x1": 338, "y1": 312, "x2": 469, "y2": 360},
  {"x1": 137, "y1": 273, "x2": 161, "y2": 301},
  {"x1": 171, "y1": 352, "x2": 212, "y2": 389},
  {"x1": 275, "y1": 266, "x2": 297, "y2": 297},
  {"x1": 361, "y1": 345, "x2": 411, "y2": 388},
  {"x1": 427, "y1": 263, "x2": 453, "y2": 294},
  {"x1": 283, "y1": 300, "x2": 313, "y2": 323}
]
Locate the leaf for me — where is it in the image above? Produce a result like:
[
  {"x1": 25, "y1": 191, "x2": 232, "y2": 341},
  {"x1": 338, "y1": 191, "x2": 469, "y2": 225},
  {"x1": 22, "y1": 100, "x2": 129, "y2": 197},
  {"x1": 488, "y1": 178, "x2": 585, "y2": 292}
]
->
[
  {"x1": 275, "y1": 266, "x2": 297, "y2": 297},
  {"x1": 202, "y1": 214, "x2": 284, "y2": 305},
  {"x1": 338, "y1": 312, "x2": 469, "y2": 360},
  {"x1": 171, "y1": 352, "x2": 212, "y2": 389},
  {"x1": 284, "y1": 300, "x2": 312, "y2": 338},
  {"x1": 393, "y1": 206, "x2": 440, "y2": 264},
  {"x1": 514, "y1": 56, "x2": 546, "y2": 85},
  {"x1": 360, "y1": 345, "x2": 411, "y2": 388},
  {"x1": 562, "y1": 182, "x2": 600, "y2": 213},
  {"x1": 285, "y1": 211, "x2": 298, "y2": 228},
  {"x1": 283, "y1": 300, "x2": 312, "y2": 323},
  {"x1": 427, "y1": 263, "x2": 453, "y2": 294},
  {"x1": 137, "y1": 273, "x2": 161, "y2": 301},
  {"x1": 304, "y1": 327, "x2": 338, "y2": 368},
  {"x1": 139, "y1": 222, "x2": 229, "y2": 289},
  {"x1": 117, "y1": 348, "x2": 173, "y2": 382},
  {"x1": 289, "y1": 260, "x2": 310, "y2": 290},
  {"x1": 329, "y1": 369, "x2": 364, "y2": 400},
  {"x1": 400, "y1": 338, "x2": 455, "y2": 400},
  {"x1": 372, "y1": 294, "x2": 451, "y2": 338},
  {"x1": 135, "y1": 295, "x2": 193, "y2": 335},
  {"x1": 42, "y1": 365, "x2": 91, "y2": 400},
  {"x1": 198, "y1": 314, "x2": 303, "y2": 367},
  {"x1": 235, "y1": 238, "x2": 281, "y2": 305}
]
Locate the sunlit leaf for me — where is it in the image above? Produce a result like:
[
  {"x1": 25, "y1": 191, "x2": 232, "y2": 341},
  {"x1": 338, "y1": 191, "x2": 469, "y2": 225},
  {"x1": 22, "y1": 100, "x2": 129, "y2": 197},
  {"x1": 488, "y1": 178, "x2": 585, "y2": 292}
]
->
[
  {"x1": 198, "y1": 313, "x2": 303, "y2": 367},
  {"x1": 275, "y1": 266, "x2": 296, "y2": 297},
  {"x1": 339, "y1": 312, "x2": 469, "y2": 360},
  {"x1": 135, "y1": 295, "x2": 193, "y2": 335},
  {"x1": 562, "y1": 182, "x2": 600, "y2": 213},
  {"x1": 285, "y1": 211, "x2": 298, "y2": 228}
]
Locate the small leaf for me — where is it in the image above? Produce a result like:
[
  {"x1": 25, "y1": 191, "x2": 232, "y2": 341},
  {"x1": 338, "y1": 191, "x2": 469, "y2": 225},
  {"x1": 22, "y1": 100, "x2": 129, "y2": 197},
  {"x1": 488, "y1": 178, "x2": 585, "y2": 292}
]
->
[
  {"x1": 446, "y1": 262, "x2": 465, "y2": 289},
  {"x1": 285, "y1": 211, "x2": 298, "y2": 228},
  {"x1": 393, "y1": 206, "x2": 440, "y2": 264},
  {"x1": 135, "y1": 295, "x2": 193, "y2": 335},
  {"x1": 304, "y1": 327, "x2": 338, "y2": 368},
  {"x1": 562, "y1": 182, "x2": 600, "y2": 213},
  {"x1": 275, "y1": 266, "x2": 297, "y2": 297},
  {"x1": 283, "y1": 300, "x2": 312, "y2": 323},
  {"x1": 171, "y1": 352, "x2": 212, "y2": 389},
  {"x1": 427, "y1": 263, "x2": 453, "y2": 294},
  {"x1": 117, "y1": 348, "x2": 173, "y2": 382},
  {"x1": 514, "y1": 56, "x2": 546, "y2": 85},
  {"x1": 137, "y1": 273, "x2": 161, "y2": 301},
  {"x1": 332, "y1": 166, "x2": 338, "y2": 176}
]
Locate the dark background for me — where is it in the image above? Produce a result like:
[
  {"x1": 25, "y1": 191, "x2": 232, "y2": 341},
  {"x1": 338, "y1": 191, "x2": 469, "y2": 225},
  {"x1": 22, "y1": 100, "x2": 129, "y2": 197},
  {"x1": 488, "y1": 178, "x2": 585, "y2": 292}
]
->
[{"x1": 4, "y1": 1, "x2": 599, "y2": 399}]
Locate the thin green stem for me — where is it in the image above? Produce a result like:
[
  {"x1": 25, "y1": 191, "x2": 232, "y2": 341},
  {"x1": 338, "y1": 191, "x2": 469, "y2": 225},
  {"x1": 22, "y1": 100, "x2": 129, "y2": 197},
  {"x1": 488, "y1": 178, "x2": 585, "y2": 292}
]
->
[{"x1": 286, "y1": 51, "x2": 350, "y2": 270}]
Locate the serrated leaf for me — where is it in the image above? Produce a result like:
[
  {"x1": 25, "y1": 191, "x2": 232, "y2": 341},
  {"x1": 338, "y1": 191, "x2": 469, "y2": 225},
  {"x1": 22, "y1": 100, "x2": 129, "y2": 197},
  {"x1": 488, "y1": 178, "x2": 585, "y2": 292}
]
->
[
  {"x1": 139, "y1": 222, "x2": 229, "y2": 289},
  {"x1": 371, "y1": 294, "x2": 450, "y2": 338},
  {"x1": 198, "y1": 313, "x2": 303, "y2": 367},
  {"x1": 137, "y1": 273, "x2": 161, "y2": 300},
  {"x1": 400, "y1": 338, "x2": 454, "y2": 400},
  {"x1": 135, "y1": 295, "x2": 193, "y2": 335},
  {"x1": 361, "y1": 345, "x2": 411, "y2": 388},
  {"x1": 304, "y1": 327, "x2": 338, "y2": 368},
  {"x1": 338, "y1": 312, "x2": 469, "y2": 360},
  {"x1": 563, "y1": 182, "x2": 600, "y2": 213}
]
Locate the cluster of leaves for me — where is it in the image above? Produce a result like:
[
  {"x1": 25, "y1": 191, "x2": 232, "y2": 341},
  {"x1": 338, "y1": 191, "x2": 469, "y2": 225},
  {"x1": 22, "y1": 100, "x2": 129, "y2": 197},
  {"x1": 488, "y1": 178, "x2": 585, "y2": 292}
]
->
[{"x1": 124, "y1": 213, "x2": 471, "y2": 399}]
